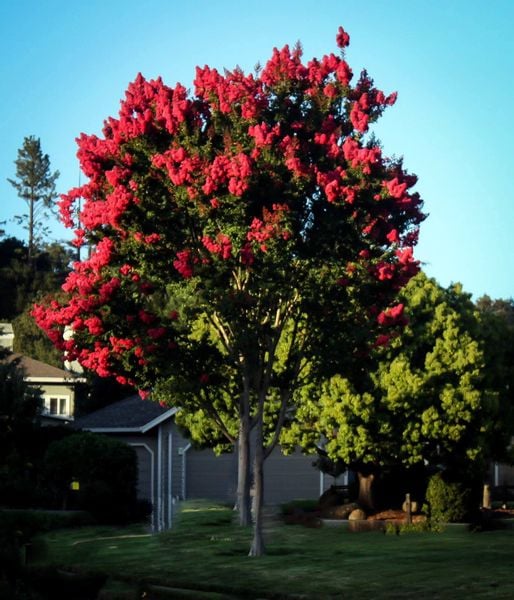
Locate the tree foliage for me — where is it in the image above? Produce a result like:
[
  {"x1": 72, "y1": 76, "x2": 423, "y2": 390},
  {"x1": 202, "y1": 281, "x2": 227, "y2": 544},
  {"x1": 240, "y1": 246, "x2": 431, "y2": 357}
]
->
[
  {"x1": 0, "y1": 237, "x2": 72, "y2": 321},
  {"x1": 282, "y1": 273, "x2": 500, "y2": 479},
  {"x1": 475, "y1": 296, "x2": 514, "y2": 462},
  {"x1": 7, "y1": 136, "x2": 60, "y2": 263},
  {"x1": 0, "y1": 357, "x2": 43, "y2": 505},
  {"x1": 44, "y1": 432, "x2": 138, "y2": 523},
  {"x1": 34, "y1": 26, "x2": 425, "y2": 555}
]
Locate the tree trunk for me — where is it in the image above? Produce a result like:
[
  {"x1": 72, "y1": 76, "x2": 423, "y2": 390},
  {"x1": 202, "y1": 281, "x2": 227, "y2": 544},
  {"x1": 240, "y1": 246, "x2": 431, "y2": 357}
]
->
[
  {"x1": 357, "y1": 472, "x2": 375, "y2": 512},
  {"x1": 28, "y1": 195, "x2": 35, "y2": 264},
  {"x1": 236, "y1": 415, "x2": 251, "y2": 526},
  {"x1": 249, "y1": 420, "x2": 265, "y2": 557}
]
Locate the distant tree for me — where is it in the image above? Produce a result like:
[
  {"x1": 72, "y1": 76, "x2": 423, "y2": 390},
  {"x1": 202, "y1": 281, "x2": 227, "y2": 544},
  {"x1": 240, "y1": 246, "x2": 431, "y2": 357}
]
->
[
  {"x1": 0, "y1": 357, "x2": 43, "y2": 506},
  {"x1": 0, "y1": 237, "x2": 72, "y2": 321},
  {"x1": 7, "y1": 136, "x2": 59, "y2": 263},
  {"x1": 475, "y1": 296, "x2": 514, "y2": 464},
  {"x1": 0, "y1": 237, "x2": 29, "y2": 318},
  {"x1": 12, "y1": 309, "x2": 63, "y2": 367},
  {"x1": 282, "y1": 273, "x2": 498, "y2": 509}
]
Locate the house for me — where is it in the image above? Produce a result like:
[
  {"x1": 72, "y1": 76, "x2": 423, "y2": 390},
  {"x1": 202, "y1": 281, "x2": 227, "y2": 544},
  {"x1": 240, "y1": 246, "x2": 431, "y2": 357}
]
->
[
  {"x1": 3, "y1": 353, "x2": 85, "y2": 425},
  {"x1": 1, "y1": 322, "x2": 86, "y2": 424},
  {"x1": 75, "y1": 395, "x2": 336, "y2": 530},
  {"x1": 0, "y1": 323, "x2": 15, "y2": 351}
]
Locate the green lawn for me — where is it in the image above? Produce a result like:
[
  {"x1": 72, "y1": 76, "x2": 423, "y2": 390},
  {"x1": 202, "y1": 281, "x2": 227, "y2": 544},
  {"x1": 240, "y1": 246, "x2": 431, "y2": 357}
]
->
[{"x1": 29, "y1": 500, "x2": 514, "y2": 599}]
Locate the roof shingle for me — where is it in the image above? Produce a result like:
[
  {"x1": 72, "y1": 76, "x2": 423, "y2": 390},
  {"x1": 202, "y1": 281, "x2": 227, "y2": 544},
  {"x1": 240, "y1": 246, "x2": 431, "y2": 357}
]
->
[{"x1": 74, "y1": 395, "x2": 174, "y2": 430}]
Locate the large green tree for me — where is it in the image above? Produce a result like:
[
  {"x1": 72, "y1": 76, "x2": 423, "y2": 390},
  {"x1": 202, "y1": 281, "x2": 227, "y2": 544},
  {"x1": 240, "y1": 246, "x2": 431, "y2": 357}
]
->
[
  {"x1": 8, "y1": 136, "x2": 60, "y2": 264},
  {"x1": 282, "y1": 273, "x2": 500, "y2": 509},
  {"x1": 34, "y1": 27, "x2": 425, "y2": 555},
  {"x1": 475, "y1": 295, "x2": 514, "y2": 464}
]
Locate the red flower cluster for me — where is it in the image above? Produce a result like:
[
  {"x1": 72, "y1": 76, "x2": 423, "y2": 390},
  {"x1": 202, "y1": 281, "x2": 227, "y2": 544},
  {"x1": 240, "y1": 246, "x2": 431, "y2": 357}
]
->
[{"x1": 202, "y1": 234, "x2": 232, "y2": 260}]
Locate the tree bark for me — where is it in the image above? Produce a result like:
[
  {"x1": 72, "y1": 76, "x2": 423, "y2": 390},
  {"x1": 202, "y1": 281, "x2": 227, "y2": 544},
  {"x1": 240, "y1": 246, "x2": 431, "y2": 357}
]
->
[
  {"x1": 249, "y1": 419, "x2": 265, "y2": 557},
  {"x1": 28, "y1": 193, "x2": 35, "y2": 265},
  {"x1": 236, "y1": 414, "x2": 251, "y2": 526},
  {"x1": 357, "y1": 472, "x2": 375, "y2": 512}
]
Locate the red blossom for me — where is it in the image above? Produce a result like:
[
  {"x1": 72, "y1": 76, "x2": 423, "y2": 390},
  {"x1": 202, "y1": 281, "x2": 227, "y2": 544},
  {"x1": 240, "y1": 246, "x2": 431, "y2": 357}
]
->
[
  {"x1": 202, "y1": 233, "x2": 232, "y2": 260},
  {"x1": 384, "y1": 177, "x2": 407, "y2": 199},
  {"x1": 336, "y1": 26, "x2": 350, "y2": 48},
  {"x1": 147, "y1": 327, "x2": 167, "y2": 340},
  {"x1": 377, "y1": 303, "x2": 406, "y2": 327},
  {"x1": 374, "y1": 334, "x2": 391, "y2": 347},
  {"x1": 84, "y1": 316, "x2": 104, "y2": 336},
  {"x1": 173, "y1": 249, "x2": 194, "y2": 278},
  {"x1": 350, "y1": 104, "x2": 369, "y2": 133}
]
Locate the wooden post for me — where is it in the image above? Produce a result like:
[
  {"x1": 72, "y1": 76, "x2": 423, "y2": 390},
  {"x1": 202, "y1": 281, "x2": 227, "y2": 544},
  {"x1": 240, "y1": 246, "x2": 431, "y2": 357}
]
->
[
  {"x1": 405, "y1": 493, "x2": 412, "y2": 524},
  {"x1": 482, "y1": 484, "x2": 492, "y2": 509}
]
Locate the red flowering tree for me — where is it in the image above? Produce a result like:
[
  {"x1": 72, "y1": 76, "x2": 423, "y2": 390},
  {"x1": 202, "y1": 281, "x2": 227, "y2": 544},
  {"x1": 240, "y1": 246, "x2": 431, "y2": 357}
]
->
[{"x1": 34, "y1": 27, "x2": 425, "y2": 556}]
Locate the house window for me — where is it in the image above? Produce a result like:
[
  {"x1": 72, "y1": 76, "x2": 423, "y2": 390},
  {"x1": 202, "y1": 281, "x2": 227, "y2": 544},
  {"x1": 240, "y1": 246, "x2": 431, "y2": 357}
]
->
[{"x1": 44, "y1": 395, "x2": 71, "y2": 417}]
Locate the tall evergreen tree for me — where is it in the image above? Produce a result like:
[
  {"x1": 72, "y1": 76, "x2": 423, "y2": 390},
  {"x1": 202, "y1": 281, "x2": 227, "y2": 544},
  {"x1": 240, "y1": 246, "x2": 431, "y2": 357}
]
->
[{"x1": 8, "y1": 136, "x2": 59, "y2": 263}]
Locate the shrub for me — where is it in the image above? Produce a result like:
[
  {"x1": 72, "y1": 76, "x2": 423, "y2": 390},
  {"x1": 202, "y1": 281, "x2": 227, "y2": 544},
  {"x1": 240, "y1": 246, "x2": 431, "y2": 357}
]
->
[
  {"x1": 281, "y1": 499, "x2": 319, "y2": 516},
  {"x1": 384, "y1": 520, "x2": 431, "y2": 535},
  {"x1": 44, "y1": 432, "x2": 138, "y2": 524},
  {"x1": 0, "y1": 509, "x2": 94, "y2": 594},
  {"x1": 424, "y1": 473, "x2": 470, "y2": 523}
]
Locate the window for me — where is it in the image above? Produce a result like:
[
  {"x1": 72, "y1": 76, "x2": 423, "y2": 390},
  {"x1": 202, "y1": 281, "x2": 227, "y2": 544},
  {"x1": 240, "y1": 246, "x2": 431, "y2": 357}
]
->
[{"x1": 44, "y1": 395, "x2": 71, "y2": 417}]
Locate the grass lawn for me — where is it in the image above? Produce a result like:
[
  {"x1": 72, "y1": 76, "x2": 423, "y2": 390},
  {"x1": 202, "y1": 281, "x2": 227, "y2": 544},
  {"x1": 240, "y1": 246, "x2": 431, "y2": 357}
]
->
[{"x1": 30, "y1": 500, "x2": 514, "y2": 599}]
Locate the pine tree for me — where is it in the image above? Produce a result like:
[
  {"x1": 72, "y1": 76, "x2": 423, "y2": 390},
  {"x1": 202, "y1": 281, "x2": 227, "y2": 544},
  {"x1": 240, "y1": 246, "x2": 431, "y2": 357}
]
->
[{"x1": 8, "y1": 136, "x2": 59, "y2": 263}]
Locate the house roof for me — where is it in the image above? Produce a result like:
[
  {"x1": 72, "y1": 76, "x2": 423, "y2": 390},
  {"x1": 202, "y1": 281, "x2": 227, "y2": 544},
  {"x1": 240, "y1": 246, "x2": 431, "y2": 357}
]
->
[
  {"x1": 4, "y1": 353, "x2": 85, "y2": 382},
  {"x1": 74, "y1": 395, "x2": 178, "y2": 433}
]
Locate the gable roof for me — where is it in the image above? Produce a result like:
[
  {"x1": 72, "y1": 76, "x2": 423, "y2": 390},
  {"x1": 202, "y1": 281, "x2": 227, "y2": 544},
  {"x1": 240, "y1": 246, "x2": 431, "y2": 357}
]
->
[
  {"x1": 4, "y1": 353, "x2": 85, "y2": 382},
  {"x1": 74, "y1": 395, "x2": 178, "y2": 433}
]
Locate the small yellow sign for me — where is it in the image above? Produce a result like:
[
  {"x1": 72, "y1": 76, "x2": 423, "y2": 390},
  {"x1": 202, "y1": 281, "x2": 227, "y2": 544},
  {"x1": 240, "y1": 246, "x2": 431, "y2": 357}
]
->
[{"x1": 70, "y1": 480, "x2": 80, "y2": 491}]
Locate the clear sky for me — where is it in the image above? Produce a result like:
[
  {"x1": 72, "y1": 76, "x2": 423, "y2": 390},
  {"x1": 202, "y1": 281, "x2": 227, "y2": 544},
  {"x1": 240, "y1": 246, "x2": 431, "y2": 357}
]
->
[{"x1": 1, "y1": 0, "x2": 513, "y2": 300}]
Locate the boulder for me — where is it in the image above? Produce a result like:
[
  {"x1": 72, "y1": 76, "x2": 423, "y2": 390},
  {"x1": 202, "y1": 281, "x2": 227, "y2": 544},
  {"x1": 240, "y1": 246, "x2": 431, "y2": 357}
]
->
[
  {"x1": 318, "y1": 485, "x2": 349, "y2": 511},
  {"x1": 402, "y1": 499, "x2": 419, "y2": 513},
  {"x1": 322, "y1": 502, "x2": 359, "y2": 519},
  {"x1": 348, "y1": 508, "x2": 367, "y2": 521}
]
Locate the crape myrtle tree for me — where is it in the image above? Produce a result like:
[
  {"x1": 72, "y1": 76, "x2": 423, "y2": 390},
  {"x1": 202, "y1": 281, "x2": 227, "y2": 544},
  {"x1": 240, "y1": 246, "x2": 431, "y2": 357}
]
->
[
  {"x1": 33, "y1": 27, "x2": 425, "y2": 555},
  {"x1": 281, "y1": 273, "x2": 499, "y2": 510}
]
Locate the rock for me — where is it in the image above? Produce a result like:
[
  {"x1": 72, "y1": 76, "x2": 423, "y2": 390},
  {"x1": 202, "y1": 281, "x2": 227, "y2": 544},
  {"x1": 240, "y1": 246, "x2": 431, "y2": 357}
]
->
[
  {"x1": 322, "y1": 502, "x2": 359, "y2": 519},
  {"x1": 348, "y1": 508, "x2": 367, "y2": 520},
  {"x1": 321, "y1": 502, "x2": 359, "y2": 519},
  {"x1": 318, "y1": 485, "x2": 349, "y2": 511},
  {"x1": 402, "y1": 500, "x2": 419, "y2": 513}
]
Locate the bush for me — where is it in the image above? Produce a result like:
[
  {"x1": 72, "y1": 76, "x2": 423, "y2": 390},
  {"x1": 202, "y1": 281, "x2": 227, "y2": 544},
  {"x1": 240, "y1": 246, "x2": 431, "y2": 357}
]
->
[
  {"x1": 384, "y1": 520, "x2": 431, "y2": 535},
  {"x1": 0, "y1": 509, "x2": 94, "y2": 595},
  {"x1": 44, "y1": 432, "x2": 138, "y2": 524},
  {"x1": 281, "y1": 499, "x2": 319, "y2": 516},
  {"x1": 424, "y1": 473, "x2": 470, "y2": 523}
]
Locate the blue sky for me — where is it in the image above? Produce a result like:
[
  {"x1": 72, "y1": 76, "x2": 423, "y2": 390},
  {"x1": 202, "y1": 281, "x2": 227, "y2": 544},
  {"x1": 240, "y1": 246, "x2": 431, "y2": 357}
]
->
[{"x1": 1, "y1": 0, "x2": 513, "y2": 300}]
